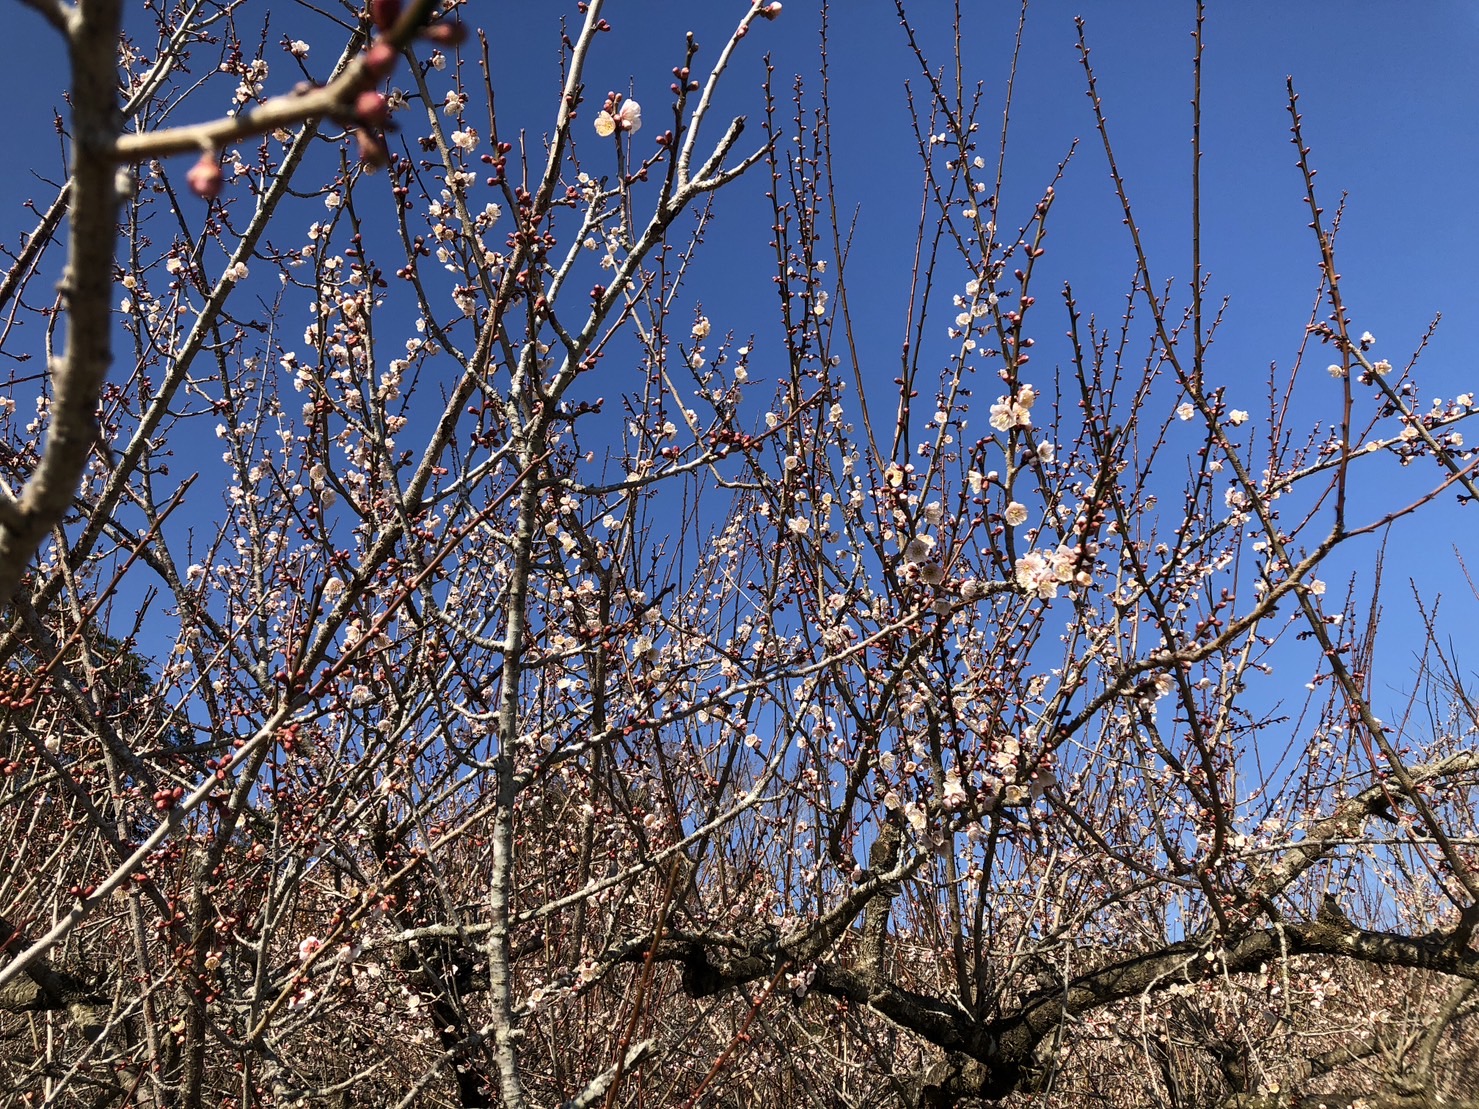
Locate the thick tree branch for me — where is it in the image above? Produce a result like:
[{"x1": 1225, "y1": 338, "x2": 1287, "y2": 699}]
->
[
  {"x1": 0, "y1": 0, "x2": 120, "y2": 604},
  {"x1": 0, "y1": 913, "x2": 106, "y2": 1040},
  {"x1": 648, "y1": 894, "x2": 1479, "y2": 1105}
]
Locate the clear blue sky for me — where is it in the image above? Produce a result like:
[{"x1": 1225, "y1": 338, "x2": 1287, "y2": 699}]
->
[
  {"x1": 515, "y1": 1, "x2": 1479, "y2": 703},
  {"x1": 6, "y1": 1, "x2": 1479, "y2": 703}
]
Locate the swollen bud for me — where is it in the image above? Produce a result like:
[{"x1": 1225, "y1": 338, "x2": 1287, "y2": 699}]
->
[
  {"x1": 370, "y1": 0, "x2": 401, "y2": 31},
  {"x1": 187, "y1": 151, "x2": 223, "y2": 199},
  {"x1": 364, "y1": 41, "x2": 398, "y2": 79},
  {"x1": 421, "y1": 21, "x2": 467, "y2": 46},
  {"x1": 356, "y1": 129, "x2": 390, "y2": 171},
  {"x1": 355, "y1": 90, "x2": 390, "y2": 128}
]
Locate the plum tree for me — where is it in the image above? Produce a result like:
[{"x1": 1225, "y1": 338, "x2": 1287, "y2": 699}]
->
[{"x1": 1, "y1": 2, "x2": 1477, "y2": 1107}]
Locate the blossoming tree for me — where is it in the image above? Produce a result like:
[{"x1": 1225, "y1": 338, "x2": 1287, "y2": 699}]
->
[{"x1": 1, "y1": 1, "x2": 1477, "y2": 1107}]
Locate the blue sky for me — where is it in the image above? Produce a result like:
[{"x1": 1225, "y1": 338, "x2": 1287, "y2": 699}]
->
[
  {"x1": 560, "y1": 0, "x2": 1479, "y2": 702},
  {"x1": 6, "y1": 0, "x2": 1479, "y2": 708}
]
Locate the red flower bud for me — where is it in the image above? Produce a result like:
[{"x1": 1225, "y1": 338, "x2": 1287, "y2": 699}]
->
[
  {"x1": 364, "y1": 41, "x2": 398, "y2": 79},
  {"x1": 356, "y1": 129, "x2": 390, "y2": 171},
  {"x1": 421, "y1": 21, "x2": 467, "y2": 46},
  {"x1": 187, "y1": 152, "x2": 223, "y2": 199},
  {"x1": 355, "y1": 90, "x2": 390, "y2": 128},
  {"x1": 370, "y1": 0, "x2": 401, "y2": 31}
]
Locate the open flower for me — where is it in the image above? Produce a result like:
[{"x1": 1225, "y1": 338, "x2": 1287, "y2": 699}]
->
[
  {"x1": 989, "y1": 384, "x2": 1036, "y2": 431},
  {"x1": 595, "y1": 99, "x2": 642, "y2": 136},
  {"x1": 941, "y1": 768, "x2": 968, "y2": 809},
  {"x1": 1014, "y1": 545, "x2": 1081, "y2": 600}
]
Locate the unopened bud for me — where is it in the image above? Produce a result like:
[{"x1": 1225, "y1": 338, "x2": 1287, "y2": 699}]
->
[
  {"x1": 364, "y1": 41, "x2": 398, "y2": 79},
  {"x1": 370, "y1": 0, "x2": 401, "y2": 31},
  {"x1": 187, "y1": 152, "x2": 223, "y2": 199},
  {"x1": 357, "y1": 129, "x2": 390, "y2": 171},
  {"x1": 421, "y1": 20, "x2": 467, "y2": 46},
  {"x1": 355, "y1": 90, "x2": 390, "y2": 127}
]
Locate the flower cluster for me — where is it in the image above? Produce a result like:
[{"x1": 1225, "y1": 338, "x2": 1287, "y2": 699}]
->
[
  {"x1": 595, "y1": 97, "x2": 642, "y2": 137},
  {"x1": 1013, "y1": 544, "x2": 1085, "y2": 600},
  {"x1": 989, "y1": 384, "x2": 1036, "y2": 431}
]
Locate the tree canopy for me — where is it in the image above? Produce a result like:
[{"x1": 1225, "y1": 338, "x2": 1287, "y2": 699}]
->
[{"x1": 1, "y1": 2, "x2": 1478, "y2": 1107}]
